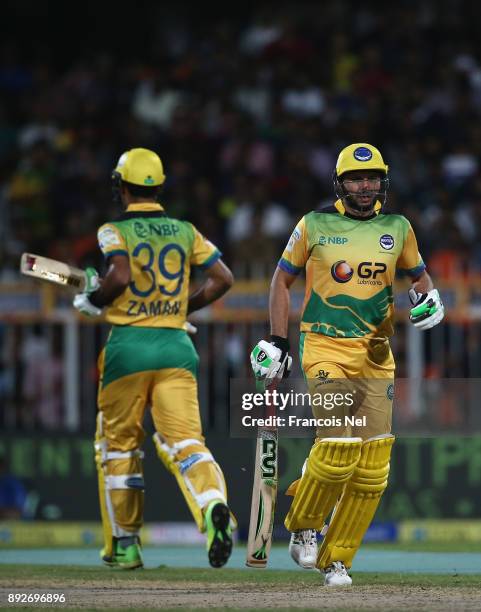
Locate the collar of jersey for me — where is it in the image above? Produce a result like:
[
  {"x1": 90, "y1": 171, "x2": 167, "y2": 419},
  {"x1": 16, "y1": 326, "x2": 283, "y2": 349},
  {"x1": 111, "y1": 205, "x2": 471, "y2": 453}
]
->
[
  {"x1": 334, "y1": 199, "x2": 381, "y2": 220},
  {"x1": 126, "y1": 202, "x2": 165, "y2": 212}
]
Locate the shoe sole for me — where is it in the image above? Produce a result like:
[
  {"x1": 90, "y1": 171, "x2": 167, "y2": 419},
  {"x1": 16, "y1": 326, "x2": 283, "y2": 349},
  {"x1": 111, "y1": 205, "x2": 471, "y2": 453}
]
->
[
  {"x1": 116, "y1": 561, "x2": 144, "y2": 570},
  {"x1": 102, "y1": 553, "x2": 143, "y2": 570},
  {"x1": 324, "y1": 579, "x2": 352, "y2": 586},
  {"x1": 208, "y1": 503, "x2": 232, "y2": 568},
  {"x1": 103, "y1": 559, "x2": 143, "y2": 570}
]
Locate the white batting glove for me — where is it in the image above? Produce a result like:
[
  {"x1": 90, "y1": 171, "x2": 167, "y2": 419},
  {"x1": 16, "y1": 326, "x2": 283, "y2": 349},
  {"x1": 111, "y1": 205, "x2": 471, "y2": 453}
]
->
[
  {"x1": 250, "y1": 339, "x2": 292, "y2": 386},
  {"x1": 73, "y1": 293, "x2": 103, "y2": 317},
  {"x1": 184, "y1": 321, "x2": 198, "y2": 335},
  {"x1": 409, "y1": 288, "x2": 444, "y2": 330}
]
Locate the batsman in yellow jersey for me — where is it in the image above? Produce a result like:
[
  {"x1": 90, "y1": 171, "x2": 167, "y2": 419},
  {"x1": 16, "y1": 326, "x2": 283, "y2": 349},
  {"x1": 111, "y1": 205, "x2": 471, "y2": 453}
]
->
[
  {"x1": 251, "y1": 143, "x2": 444, "y2": 586},
  {"x1": 72, "y1": 148, "x2": 235, "y2": 569}
]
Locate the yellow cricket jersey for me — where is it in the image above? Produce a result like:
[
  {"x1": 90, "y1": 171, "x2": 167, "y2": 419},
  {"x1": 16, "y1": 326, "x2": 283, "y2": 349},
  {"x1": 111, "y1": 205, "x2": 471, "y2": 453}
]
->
[
  {"x1": 97, "y1": 203, "x2": 221, "y2": 328},
  {"x1": 279, "y1": 200, "x2": 425, "y2": 339}
]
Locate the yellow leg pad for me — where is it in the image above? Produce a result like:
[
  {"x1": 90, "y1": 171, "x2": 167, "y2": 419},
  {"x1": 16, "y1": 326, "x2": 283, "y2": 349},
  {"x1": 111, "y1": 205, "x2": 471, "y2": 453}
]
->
[
  {"x1": 153, "y1": 434, "x2": 227, "y2": 532},
  {"x1": 285, "y1": 478, "x2": 300, "y2": 497},
  {"x1": 95, "y1": 441, "x2": 114, "y2": 557},
  {"x1": 95, "y1": 450, "x2": 145, "y2": 553},
  {"x1": 106, "y1": 456, "x2": 144, "y2": 534},
  {"x1": 284, "y1": 437, "x2": 363, "y2": 532},
  {"x1": 317, "y1": 434, "x2": 395, "y2": 569}
]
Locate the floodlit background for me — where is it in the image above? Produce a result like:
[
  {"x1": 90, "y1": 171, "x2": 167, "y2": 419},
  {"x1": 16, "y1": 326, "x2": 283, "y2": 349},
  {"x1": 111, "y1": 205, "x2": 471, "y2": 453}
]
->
[{"x1": 1, "y1": 0, "x2": 481, "y2": 551}]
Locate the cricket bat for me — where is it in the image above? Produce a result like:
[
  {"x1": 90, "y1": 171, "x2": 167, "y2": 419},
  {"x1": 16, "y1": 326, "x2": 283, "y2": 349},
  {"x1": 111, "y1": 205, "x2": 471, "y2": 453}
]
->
[
  {"x1": 246, "y1": 389, "x2": 278, "y2": 568},
  {"x1": 20, "y1": 253, "x2": 87, "y2": 291}
]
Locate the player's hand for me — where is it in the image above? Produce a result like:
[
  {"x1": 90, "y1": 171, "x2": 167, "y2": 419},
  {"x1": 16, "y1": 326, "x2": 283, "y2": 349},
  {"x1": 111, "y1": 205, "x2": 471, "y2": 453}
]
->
[
  {"x1": 84, "y1": 267, "x2": 100, "y2": 294},
  {"x1": 409, "y1": 288, "x2": 444, "y2": 330},
  {"x1": 250, "y1": 337, "x2": 292, "y2": 386},
  {"x1": 73, "y1": 293, "x2": 103, "y2": 317}
]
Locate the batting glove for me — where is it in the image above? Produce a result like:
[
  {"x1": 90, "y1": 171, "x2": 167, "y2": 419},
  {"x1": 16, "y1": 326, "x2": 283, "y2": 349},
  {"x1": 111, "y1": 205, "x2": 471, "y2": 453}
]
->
[
  {"x1": 409, "y1": 288, "x2": 444, "y2": 330},
  {"x1": 73, "y1": 293, "x2": 103, "y2": 317},
  {"x1": 250, "y1": 336, "x2": 292, "y2": 386},
  {"x1": 84, "y1": 267, "x2": 100, "y2": 294}
]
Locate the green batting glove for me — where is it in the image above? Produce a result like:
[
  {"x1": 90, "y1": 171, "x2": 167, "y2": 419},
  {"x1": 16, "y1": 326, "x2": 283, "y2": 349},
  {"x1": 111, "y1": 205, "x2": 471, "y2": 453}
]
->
[
  {"x1": 84, "y1": 267, "x2": 100, "y2": 294},
  {"x1": 409, "y1": 288, "x2": 445, "y2": 330}
]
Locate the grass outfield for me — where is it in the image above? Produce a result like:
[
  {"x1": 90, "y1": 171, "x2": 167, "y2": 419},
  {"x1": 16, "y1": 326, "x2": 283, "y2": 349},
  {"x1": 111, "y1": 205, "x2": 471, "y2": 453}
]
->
[
  {"x1": 3, "y1": 541, "x2": 480, "y2": 553},
  {"x1": 364, "y1": 541, "x2": 481, "y2": 552},
  {"x1": 1, "y1": 566, "x2": 481, "y2": 611},
  {"x1": 1, "y1": 564, "x2": 480, "y2": 584}
]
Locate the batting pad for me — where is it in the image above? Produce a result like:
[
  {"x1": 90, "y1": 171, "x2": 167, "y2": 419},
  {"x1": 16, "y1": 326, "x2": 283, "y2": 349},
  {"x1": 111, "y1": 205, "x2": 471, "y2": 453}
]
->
[
  {"x1": 284, "y1": 437, "x2": 363, "y2": 532},
  {"x1": 153, "y1": 433, "x2": 228, "y2": 532},
  {"x1": 317, "y1": 433, "x2": 395, "y2": 569},
  {"x1": 95, "y1": 413, "x2": 145, "y2": 557}
]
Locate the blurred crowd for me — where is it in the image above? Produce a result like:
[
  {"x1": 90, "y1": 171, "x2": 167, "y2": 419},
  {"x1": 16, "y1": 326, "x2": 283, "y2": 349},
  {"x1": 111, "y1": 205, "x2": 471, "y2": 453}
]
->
[{"x1": 1, "y1": 1, "x2": 481, "y2": 280}]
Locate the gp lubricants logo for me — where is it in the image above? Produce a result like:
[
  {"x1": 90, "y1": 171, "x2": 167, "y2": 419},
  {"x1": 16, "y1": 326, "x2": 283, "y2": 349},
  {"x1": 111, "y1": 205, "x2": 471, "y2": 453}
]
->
[
  {"x1": 358, "y1": 261, "x2": 387, "y2": 285},
  {"x1": 331, "y1": 260, "x2": 354, "y2": 283},
  {"x1": 331, "y1": 260, "x2": 387, "y2": 284}
]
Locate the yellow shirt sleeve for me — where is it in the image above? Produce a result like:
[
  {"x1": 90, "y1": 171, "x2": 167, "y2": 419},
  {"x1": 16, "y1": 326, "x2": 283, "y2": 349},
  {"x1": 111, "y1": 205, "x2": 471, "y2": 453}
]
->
[
  {"x1": 97, "y1": 223, "x2": 128, "y2": 259},
  {"x1": 189, "y1": 224, "x2": 221, "y2": 269},
  {"x1": 396, "y1": 221, "x2": 426, "y2": 278},
  {"x1": 278, "y1": 217, "x2": 308, "y2": 275}
]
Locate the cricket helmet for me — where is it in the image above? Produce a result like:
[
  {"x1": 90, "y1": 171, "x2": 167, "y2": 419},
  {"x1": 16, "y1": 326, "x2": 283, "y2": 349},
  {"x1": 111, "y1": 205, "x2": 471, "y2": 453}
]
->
[
  {"x1": 333, "y1": 143, "x2": 389, "y2": 210},
  {"x1": 113, "y1": 148, "x2": 166, "y2": 186}
]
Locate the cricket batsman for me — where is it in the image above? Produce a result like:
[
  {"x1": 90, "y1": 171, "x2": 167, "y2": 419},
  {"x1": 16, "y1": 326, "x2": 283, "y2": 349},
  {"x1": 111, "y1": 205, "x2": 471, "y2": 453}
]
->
[
  {"x1": 251, "y1": 143, "x2": 444, "y2": 585},
  {"x1": 72, "y1": 148, "x2": 235, "y2": 569}
]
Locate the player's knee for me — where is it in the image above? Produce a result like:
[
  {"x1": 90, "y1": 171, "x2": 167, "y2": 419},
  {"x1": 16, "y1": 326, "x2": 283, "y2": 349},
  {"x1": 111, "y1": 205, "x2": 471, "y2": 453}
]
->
[
  {"x1": 351, "y1": 434, "x2": 395, "y2": 492},
  {"x1": 307, "y1": 437, "x2": 363, "y2": 482},
  {"x1": 155, "y1": 434, "x2": 214, "y2": 471}
]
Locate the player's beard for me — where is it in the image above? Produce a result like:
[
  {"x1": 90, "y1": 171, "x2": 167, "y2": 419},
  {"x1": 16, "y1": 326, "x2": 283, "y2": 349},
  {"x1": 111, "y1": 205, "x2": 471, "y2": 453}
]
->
[{"x1": 345, "y1": 190, "x2": 377, "y2": 214}]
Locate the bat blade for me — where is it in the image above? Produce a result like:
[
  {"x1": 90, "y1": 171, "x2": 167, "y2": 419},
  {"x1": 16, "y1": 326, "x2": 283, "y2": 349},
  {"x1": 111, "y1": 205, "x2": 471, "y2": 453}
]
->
[
  {"x1": 246, "y1": 428, "x2": 278, "y2": 568},
  {"x1": 20, "y1": 253, "x2": 86, "y2": 291}
]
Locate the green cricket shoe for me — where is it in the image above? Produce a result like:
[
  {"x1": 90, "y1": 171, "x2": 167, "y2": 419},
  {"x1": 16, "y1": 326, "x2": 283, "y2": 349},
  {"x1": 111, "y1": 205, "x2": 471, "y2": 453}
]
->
[
  {"x1": 101, "y1": 536, "x2": 143, "y2": 570},
  {"x1": 205, "y1": 501, "x2": 233, "y2": 568}
]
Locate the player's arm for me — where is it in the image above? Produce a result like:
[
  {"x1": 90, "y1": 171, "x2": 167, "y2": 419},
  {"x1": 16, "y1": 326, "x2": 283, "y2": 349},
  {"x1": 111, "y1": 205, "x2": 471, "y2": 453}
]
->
[
  {"x1": 73, "y1": 254, "x2": 130, "y2": 316},
  {"x1": 410, "y1": 269, "x2": 433, "y2": 294},
  {"x1": 251, "y1": 218, "x2": 307, "y2": 383},
  {"x1": 251, "y1": 267, "x2": 298, "y2": 383},
  {"x1": 270, "y1": 267, "x2": 297, "y2": 337},
  {"x1": 397, "y1": 220, "x2": 444, "y2": 330},
  {"x1": 89, "y1": 254, "x2": 131, "y2": 308},
  {"x1": 187, "y1": 259, "x2": 233, "y2": 314}
]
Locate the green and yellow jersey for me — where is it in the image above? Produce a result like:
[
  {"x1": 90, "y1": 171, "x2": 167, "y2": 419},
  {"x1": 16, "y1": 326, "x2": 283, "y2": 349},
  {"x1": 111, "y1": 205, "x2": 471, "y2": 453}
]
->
[
  {"x1": 97, "y1": 202, "x2": 221, "y2": 328},
  {"x1": 279, "y1": 200, "x2": 425, "y2": 339}
]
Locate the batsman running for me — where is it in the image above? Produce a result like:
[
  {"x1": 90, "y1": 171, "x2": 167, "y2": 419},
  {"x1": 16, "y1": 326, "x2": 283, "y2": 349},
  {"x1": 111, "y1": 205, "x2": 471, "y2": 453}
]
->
[
  {"x1": 72, "y1": 148, "x2": 235, "y2": 569},
  {"x1": 250, "y1": 143, "x2": 444, "y2": 586}
]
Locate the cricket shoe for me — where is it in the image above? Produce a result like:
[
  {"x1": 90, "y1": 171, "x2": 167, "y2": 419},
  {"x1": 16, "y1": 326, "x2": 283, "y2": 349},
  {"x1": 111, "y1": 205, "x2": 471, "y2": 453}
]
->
[
  {"x1": 101, "y1": 536, "x2": 143, "y2": 570},
  {"x1": 323, "y1": 561, "x2": 352, "y2": 586},
  {"x1": 289, "y1": 529, "x2": 317, "y2": 569},
  {"x1": 205, "y1": 501, "x2": 233, "y2": 568}
]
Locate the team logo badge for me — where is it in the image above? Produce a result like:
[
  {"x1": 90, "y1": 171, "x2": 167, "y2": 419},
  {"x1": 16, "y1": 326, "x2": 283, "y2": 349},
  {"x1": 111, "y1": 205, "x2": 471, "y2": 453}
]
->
[
  {"x1": 286, "y1": 226, "x2": 301, "y2": 252},
  {"x1": 353, "y1": 146, "x2": 373, "y2": 162},
  {"x1": 380, "y1": 234, "x2": 394, "y2": 250},
  {"x1": 331, "y1": 260, "x2": 354, "y2": 283}
]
